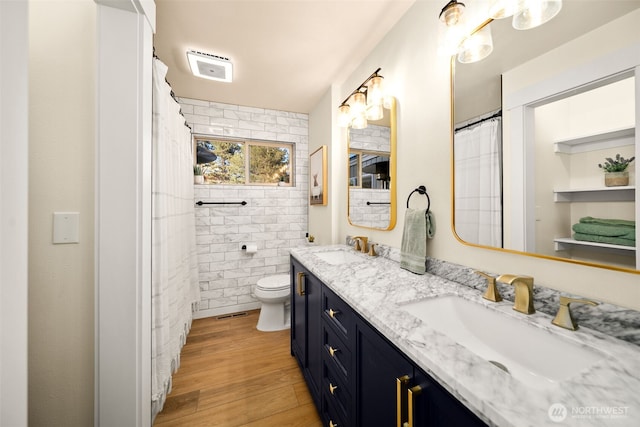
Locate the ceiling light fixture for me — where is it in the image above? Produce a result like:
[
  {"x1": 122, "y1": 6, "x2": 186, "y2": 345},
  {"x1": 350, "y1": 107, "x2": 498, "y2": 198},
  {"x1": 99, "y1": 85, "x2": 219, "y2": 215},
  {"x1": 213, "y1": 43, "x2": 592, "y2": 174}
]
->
[
  {"x1": 337, "y1": 68, "x2": 389, "y2": 129},
  {"x1": 186, "y1": 50, "x2": 233, "y2": 83}
]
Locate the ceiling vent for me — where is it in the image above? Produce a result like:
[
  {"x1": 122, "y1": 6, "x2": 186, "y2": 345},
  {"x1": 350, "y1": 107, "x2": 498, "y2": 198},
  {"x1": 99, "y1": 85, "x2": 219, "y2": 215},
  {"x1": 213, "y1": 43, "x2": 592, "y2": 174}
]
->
[{"x1": 187, "y1": 50, "x2": 233, "y2": 83}]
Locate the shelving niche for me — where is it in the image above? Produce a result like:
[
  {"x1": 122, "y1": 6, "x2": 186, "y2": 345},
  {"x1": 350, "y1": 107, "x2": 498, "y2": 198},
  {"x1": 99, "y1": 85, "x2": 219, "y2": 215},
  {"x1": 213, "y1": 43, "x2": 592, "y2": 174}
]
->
[{"x1": 552, "y1": 127, "x2": 637, "y2": 268}]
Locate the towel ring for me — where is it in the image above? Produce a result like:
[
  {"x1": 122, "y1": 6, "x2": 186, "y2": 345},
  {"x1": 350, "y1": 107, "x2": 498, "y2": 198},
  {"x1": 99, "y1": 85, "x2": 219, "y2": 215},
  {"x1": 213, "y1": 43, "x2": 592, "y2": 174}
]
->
[{"x1": 406, "y1": 185, "x2": 430, "y2": 213}]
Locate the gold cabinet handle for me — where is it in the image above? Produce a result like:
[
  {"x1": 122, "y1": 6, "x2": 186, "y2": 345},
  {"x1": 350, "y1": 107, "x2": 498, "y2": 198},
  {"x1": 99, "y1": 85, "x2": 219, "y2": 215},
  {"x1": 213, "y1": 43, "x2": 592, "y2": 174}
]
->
[
  {"x1": 329, "y1": 383, "x2": 338, "y2": 394},
  {"x1": 329, "y1": 421, "x2": 338, "y2": 427},
  {"x1": 328, "y1": 308, "x2": 339, "y2": 318},
  {"x1": 296, "y1": 271, "x2": 305, "y2": 296},
  {"x1": 407, "y1": 385, "x2": 423, "y2": 427},
  {"x1": 328, "y1": 346, "x2": 339, "y2": 357},
  {"x1": 396, "y1": 375, "x2": 410, "y2": 427}
]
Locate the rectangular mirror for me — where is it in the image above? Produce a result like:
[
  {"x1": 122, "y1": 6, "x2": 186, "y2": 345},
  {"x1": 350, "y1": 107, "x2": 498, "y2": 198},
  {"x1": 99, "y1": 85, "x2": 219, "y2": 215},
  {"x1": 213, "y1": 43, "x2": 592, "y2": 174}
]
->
[
  {"x1": 348, "y1": 97, "x2": 397, "y2": 230},
  {"x1": 452, "y1": 1, "x2": 639, "y2": 273}
]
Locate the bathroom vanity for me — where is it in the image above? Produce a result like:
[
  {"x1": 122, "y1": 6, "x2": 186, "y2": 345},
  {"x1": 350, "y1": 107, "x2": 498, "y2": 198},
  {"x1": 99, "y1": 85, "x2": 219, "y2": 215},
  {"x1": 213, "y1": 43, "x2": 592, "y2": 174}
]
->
[
  {"x1": 290, "y1": 245, "x2": 640, "y2": 427},
  {"x1": 291, "y1": 256, "x2": 485, "y2": 427}
]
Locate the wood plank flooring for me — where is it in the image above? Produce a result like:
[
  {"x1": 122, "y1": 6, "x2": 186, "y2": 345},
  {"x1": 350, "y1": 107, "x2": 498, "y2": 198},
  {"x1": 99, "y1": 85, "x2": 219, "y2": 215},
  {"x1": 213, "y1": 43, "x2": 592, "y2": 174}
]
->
[{"x1": 153, "y1": 310, "x2": 323, "y2": 427}]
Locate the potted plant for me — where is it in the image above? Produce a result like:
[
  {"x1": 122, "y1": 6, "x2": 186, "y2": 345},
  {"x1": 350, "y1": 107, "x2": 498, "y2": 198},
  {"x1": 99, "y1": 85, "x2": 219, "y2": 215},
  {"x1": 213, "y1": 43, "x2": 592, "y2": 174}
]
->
[
  {"x1": 193, "y1": 164, "x2": 204, "y2": 185},
  {"x1": 598, "y1": 154, "x2": 635, "y2": 187}
]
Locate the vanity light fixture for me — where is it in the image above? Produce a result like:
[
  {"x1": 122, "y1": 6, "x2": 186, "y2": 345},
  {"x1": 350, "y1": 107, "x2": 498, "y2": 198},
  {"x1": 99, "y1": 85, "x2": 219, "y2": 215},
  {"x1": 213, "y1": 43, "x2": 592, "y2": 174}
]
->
[
  {"x1": 457, "y1": 23, "x2": 494, "y2": 64},
  {"x1": 439, "y1": 0, "x2": 466, "y2": 26},
  {"x1": 187, "y1": 50, "x2": 233, "y2": 83},
  {"x1": 438, "y1": 0, "x2": 562, "y2": 63},
  {"x1": 488, "y1": 0, "x2": 526, "y2": 19},
  {"x1": 512, "y1": 0, "x2": 562, "y2": 30},
  {"x1": 337, "y1": 68, "x2": 388, "y2": 128}
]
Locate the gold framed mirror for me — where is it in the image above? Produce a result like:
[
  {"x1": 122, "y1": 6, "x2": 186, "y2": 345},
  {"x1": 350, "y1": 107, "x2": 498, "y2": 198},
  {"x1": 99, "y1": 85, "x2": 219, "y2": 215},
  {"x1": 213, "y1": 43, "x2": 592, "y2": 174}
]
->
[
  {"x1": 348, "y1": 97, "x2": 397, "y2": 230},
  {"x1": 451, "y1": 2, "x2": 639, "y2": 273}
]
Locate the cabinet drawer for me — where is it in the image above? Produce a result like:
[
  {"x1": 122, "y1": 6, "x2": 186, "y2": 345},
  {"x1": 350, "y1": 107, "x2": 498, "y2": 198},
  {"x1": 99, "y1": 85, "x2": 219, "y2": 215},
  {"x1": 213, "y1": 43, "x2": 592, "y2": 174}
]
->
[
  {"x1": 323, "y1": 361, "x2": 351, "y2": 422},
  {"x1": 322, "y1": 286, "x2": 354, "y2": 340},
  {"x1": 322, "y1": 324, "x2": 352, "y2": 381},
  {"x1": 322, "y1": 391, "x2": 348, "y2": 427}
]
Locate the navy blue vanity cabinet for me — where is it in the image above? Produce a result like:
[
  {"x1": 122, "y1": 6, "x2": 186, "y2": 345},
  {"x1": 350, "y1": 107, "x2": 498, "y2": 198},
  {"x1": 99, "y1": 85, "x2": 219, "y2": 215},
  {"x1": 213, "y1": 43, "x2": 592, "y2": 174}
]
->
[
  {"x1": 290, "y1": 257, "x2": 322, "y2": 410},
  {"x1": 321, "y1": 285, "x2": 357, "y2": 426},
  {"x1": 356, "y1": 317, "x2": 488, "y2": 427},
  {"x1": 355, "y1": 317, "x2": 414, "y2": 426},
  {"x1": 410, "y1": 367, "x2": 488, "y2": 427}
]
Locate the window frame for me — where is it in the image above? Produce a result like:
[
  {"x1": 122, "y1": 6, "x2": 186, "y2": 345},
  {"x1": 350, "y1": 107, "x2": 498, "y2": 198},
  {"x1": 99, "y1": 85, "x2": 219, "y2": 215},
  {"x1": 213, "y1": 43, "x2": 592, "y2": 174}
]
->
[{"x1": 193, "y1": 135, "x2": 295, "y2": 186}]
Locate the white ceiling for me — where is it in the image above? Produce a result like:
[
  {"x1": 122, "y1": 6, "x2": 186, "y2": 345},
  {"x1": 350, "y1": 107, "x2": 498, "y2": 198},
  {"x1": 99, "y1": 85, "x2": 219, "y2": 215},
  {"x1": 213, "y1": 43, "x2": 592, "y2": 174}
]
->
[{"x1": 154, "y1": 0, "x2": 416, "y2": 114}]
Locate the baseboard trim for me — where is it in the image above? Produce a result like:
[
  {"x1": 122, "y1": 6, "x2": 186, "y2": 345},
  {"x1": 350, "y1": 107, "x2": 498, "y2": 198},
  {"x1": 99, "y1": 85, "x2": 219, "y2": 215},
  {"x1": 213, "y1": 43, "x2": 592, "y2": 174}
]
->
[{"x1": 193, "y1": 302, "x2": 261, "y2": 319}]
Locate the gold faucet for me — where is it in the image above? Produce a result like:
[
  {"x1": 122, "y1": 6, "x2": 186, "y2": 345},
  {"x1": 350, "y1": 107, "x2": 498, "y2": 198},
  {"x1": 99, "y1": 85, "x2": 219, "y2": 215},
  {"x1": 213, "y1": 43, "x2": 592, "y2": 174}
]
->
[
  {"x1": 496, "y1": 274, "x2": 535, "y2": 314},
  {"x1": 552, "y1": 296, "x2": 599, "y2": 331},
  {"x1": 475, "y1": 271, "x2": 502, "y2": 302},
  {"x1": 368, "y1": 243, "x2": 377, "y2": 257},
  {"x1": 352, "y1": 236, "x2": 368, "y2": 253}
]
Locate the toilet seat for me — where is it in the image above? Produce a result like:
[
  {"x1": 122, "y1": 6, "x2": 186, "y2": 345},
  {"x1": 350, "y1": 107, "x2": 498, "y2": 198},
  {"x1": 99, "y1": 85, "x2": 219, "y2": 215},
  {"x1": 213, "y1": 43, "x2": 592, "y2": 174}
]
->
[{"x1": 256, "y1": 274, "x2": 289, "y2": 292}]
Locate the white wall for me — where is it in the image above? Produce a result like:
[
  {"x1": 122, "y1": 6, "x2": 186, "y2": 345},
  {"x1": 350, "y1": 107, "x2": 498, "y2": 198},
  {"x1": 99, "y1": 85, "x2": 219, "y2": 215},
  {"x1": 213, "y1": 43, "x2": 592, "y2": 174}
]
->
[
  {"x1": 28, "y1": 1, "x2": 96, "y2": 424},
  {"x1": 180, "y1": 98, "x2": 309, "y2": 317},
  {"x1": 1, "y1": 0, "x2": 29, "y2": 425},
  {"x1": 308, "y1": 87, "x2": 336, "y2": 245},
  {"x1": 315, "y1": 1, "x2": 640, "y2": 310}
]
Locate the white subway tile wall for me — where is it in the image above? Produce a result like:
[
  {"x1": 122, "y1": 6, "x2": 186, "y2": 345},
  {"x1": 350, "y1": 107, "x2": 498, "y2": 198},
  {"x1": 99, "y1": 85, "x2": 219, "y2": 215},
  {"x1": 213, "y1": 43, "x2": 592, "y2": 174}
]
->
[{"x1": 179, "y1": 98, "x2": 309, "y2": 318}]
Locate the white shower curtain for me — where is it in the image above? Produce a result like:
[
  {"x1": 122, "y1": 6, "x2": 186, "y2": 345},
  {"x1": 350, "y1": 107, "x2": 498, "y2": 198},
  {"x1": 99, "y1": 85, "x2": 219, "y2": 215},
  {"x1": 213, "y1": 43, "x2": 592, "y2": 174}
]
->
[
  {"x1": 454, "y1": 116, "x2": 502, "y2": 247},
  {"x1": 151, "y1": 58, "x2": 200, "y2": 420}
]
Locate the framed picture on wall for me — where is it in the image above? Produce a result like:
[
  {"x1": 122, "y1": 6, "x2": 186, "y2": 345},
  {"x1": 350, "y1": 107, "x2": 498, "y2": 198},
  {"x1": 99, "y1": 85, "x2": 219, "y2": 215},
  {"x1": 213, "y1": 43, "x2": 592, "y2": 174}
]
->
[{"x1": 309, "y1": 146, "x2": 327, "y2": 206}]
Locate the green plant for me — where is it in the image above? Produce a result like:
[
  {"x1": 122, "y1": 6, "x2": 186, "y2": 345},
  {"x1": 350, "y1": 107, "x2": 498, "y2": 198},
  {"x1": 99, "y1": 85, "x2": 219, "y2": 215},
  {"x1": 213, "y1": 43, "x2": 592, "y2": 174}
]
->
[
  {"x1": 193, "y1": 165, "x2": 203, "y2": 176},
  {"x1": 598, "y1": 154, "x2": 635, "y2": 173}
]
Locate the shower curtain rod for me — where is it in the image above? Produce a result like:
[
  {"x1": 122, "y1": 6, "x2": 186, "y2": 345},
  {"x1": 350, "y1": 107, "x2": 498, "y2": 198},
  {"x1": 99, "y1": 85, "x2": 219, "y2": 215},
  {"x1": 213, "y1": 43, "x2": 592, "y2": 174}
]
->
[
  {"x1": 153, "y1": 51, "x2": 192, "y2": 131},
  {"x1": 454, "y1": 110, "x2": 502, "y2": 133}
]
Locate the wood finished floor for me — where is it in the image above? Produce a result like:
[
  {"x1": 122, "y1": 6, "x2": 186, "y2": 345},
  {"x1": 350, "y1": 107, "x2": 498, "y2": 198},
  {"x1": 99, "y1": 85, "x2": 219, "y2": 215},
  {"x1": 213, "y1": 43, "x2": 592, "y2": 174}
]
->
[{"x1": 154, "y1": 310, "x2": 323, "y2": 427}]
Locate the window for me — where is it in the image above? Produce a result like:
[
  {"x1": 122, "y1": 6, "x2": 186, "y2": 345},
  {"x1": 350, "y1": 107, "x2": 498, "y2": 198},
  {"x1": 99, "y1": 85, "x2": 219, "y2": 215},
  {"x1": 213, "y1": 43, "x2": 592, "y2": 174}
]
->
[
  {"x1": 194, "y1": 136, "x2": 294, "y2": 185},
  {"x1": 349, "y1": 150, "x2": 390, "y2": 189}
]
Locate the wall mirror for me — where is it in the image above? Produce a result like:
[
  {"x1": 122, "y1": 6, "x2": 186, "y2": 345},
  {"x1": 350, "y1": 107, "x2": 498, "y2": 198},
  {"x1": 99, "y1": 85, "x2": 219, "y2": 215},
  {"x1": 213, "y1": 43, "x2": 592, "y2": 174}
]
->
[
  {"x1": 348, "y1": 97, "x2": 397, "y2": 230},
  {"x1": 452, "y1": 1, "x2": 640, "y2": 273}
]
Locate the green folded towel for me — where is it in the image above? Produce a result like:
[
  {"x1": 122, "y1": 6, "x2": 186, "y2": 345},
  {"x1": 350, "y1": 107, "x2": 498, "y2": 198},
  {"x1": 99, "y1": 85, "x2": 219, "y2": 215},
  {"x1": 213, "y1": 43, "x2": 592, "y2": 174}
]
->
[
  {"x1": 572, "y1": 223, "x2": 636, "y2": 240},
  {"x1": 401, "y1": 209, "x2": 433, "y2": 274},
  {"x1": 579, "y1": 216, "x2": 635, "y2": 228},
  {"x1": 573, "y1": 233, "x2": 635, "y2": 247}
]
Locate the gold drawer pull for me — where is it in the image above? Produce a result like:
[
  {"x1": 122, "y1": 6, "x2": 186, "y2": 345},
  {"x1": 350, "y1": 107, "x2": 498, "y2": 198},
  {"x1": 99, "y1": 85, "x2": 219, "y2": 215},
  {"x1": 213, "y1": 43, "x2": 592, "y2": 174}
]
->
[
  {"x1": 329, "y1": 308, "x2": 339, "y2": 318},
  {"x1": 296, "y1": 272, "x2": 305, "y2": 296},
  {"x1": 407, "y1": 385, "x2": 423, "y2": 427},
  {"x1": 329, "y1": 383, "x2": 338, "y2": 394},
  {"x1": 396, "y1": 375, "x2": 410, "y2": 427},
  {"x1": 328, "y1": 346, "x2": 339, "y2": 357},
  {"x1": 329, "y1": 421, "x2": 338, "y2": 427}
]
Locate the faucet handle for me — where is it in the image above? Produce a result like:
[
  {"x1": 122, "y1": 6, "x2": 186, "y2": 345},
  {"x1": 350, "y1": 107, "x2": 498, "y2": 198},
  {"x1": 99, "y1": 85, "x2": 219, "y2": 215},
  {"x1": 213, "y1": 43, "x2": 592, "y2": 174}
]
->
[
  {"x1": 475, "y1": 271, "x2": 502, "y2": 302},
  {"x1": 368, "y1": 243, "x2": 377, "y2": 257},
  {"x1": 352, "y1": 236, "x2": 368, "y2": 253},
  {"x1": 552, "y1": 296, "x2": 599, "y2": 331}
]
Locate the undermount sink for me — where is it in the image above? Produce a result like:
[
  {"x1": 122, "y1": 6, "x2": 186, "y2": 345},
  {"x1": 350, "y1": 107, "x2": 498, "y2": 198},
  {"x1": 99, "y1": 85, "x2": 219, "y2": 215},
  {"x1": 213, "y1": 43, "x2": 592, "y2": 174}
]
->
[
  {"x1": 315, "y1": 250, "x2": 364, "y2": 265},
  {"x1": 400, "y1": 295, "x2": 604, "y2": 389}
]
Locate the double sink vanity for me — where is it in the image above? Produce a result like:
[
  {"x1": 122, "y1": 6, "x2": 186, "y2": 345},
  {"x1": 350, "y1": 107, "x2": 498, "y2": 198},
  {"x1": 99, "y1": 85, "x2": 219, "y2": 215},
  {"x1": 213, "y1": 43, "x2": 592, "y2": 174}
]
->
[{"x1": 289, "y1": 244, "x2": 640, "y2": 427}]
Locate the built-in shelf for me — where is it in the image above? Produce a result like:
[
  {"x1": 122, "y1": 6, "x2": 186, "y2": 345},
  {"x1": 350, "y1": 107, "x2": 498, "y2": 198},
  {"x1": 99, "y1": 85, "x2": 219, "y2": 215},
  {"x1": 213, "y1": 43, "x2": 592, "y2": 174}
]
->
[
  {"x1": 554, "y1": 237, "x2": 636, "y2": 256},
  {"x1": 554, "y1": 126, "x2": 635, "y2": 154},
  {"x1": 553, "y1": 185, "x2": 636, "y2": 202}
]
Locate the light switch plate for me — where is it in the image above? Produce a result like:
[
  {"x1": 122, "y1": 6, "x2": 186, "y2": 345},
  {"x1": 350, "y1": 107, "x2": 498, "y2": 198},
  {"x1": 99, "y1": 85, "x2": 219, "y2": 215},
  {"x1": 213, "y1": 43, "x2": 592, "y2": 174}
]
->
[{"x1": 53, "y1": 212, "x2": 80, "y2": 244}]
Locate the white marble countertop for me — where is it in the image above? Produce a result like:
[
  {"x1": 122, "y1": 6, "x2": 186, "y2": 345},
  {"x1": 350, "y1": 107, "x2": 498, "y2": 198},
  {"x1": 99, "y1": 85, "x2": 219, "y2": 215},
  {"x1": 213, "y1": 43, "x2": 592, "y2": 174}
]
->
[{"x1": 290, "y1": 244, "x2": 640, "y2": 427}]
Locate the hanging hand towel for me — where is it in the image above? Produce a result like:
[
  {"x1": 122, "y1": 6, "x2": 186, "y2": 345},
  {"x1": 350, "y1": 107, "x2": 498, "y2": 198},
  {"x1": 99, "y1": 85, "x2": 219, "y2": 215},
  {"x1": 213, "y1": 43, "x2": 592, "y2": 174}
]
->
[{"x1": 401, "y1": 209, "x2": 433, "y2": 274}]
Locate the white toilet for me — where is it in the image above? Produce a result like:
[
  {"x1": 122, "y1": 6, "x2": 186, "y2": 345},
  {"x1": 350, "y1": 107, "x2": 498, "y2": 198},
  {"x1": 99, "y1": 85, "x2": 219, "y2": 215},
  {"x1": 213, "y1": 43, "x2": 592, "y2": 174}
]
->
[{"x1": 255, "y1": 274, "x2": 291, "y2": 331}]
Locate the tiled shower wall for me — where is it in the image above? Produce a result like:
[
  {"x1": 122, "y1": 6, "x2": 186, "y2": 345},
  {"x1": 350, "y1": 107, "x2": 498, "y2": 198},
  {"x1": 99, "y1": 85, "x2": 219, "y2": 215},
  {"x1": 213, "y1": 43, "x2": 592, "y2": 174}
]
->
[{"x1": 179, "y1": 97, "x2": 309, "y2": 318}]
